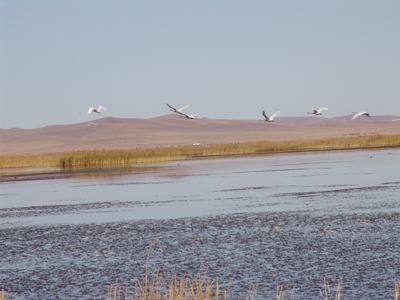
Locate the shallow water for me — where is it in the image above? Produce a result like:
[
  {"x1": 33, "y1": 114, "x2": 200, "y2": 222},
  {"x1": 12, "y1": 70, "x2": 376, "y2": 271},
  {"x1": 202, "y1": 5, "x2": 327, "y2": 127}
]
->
[{"x1": 1, "y1": 149, "x2": 400, "y2": 299}]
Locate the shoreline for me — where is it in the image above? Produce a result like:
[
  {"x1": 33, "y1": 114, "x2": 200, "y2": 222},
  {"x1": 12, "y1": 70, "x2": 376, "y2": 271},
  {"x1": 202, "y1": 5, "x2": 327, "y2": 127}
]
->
[{"x1": 1, "y1": 143, "x2": 399, "y2": 182}]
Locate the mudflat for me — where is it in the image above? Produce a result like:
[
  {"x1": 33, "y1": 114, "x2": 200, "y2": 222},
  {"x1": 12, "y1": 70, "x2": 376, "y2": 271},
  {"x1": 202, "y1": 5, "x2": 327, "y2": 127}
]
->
[{"x1": 1, "y1": 114, "x2": 400, "y2": 155}]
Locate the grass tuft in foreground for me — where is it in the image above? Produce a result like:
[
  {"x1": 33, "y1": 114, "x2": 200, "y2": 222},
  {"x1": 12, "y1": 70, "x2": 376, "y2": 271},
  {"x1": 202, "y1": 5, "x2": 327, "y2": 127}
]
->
[
  {"x1": 1, "y1": 134, "x2": 400, "y2": 169},
  {"x1": 1, "y1": 239, "x2": 399, "y2": 299}
]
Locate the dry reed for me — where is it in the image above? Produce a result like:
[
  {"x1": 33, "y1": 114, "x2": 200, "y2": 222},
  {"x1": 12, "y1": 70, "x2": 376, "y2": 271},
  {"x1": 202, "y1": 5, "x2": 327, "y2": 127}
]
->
[
  {"x1": 2, "y1": 241, "x2": 400, "y2": 300},
  {"x1": 319, "y1": 278, "x2": 342, "y2": 300},
  {"x1": 98, "y1": 238, "x2": 233, "y2": 300},
  {"x1": 1, "y1": 134, "x2": 400, "y2": 169}
]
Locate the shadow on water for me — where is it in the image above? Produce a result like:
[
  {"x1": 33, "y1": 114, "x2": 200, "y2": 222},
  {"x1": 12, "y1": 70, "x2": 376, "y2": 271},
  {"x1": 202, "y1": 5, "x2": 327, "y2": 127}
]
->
[{"x1": 0, "y1": 165, "x2": 172, "y2": 182}]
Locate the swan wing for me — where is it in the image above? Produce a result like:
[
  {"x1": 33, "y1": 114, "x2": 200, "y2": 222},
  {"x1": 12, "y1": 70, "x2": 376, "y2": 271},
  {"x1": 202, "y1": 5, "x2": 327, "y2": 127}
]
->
[
  {"x1": 270, "y1": 111, "x2": 280, "y2": 120},
  {"x1": 185, "y1": 113, "x2": 200, "y2": 119},
  {"x1": 88, "y1": 107, "x2": 95, "y2": 114},
  {"x1": 262, "y1": 110, "x2": 268, "y2": 120},
  {"x1": 317, "y1": 108, "x2": 328, "y2": 113},
  {"x1": 351, "y1": 112, "x2": 364, "y2": 120},
  {"x1": 98, "y1": 106, "x2": 106, "y2": 111},
  {"x1": 166, "y1": 103, "x2": 177, "y2": 111},
  {"x1": 177, "y1": 104, "x2": 189, "y2": 113}
]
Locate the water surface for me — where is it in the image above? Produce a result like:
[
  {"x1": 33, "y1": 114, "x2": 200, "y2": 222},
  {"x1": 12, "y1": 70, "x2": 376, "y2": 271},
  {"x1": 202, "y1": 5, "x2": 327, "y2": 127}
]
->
[{"x1": 1, "y1": 149, "x2": 400, "y2": 299}]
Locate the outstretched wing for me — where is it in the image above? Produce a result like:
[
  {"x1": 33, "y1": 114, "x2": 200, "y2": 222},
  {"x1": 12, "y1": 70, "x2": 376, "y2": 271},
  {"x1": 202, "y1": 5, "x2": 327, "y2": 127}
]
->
[
  {"x1": 187, "y1": 113, "x2": 200, "y2": 119},
  {"x1": 177, "y1": 104, "x2": 189, "y2": 113},
  {"x1": 98, "y1": 106, "x2": 106, "y2": 111},
  {"x1": 88, "y1": 107, "x2": 95, "y2": 114},
  {"x1": 317, "y1": 108, "x2": 328, "y2": 113},
  {"x1": 262, "y1": 110, "x2": 268, "y2": 120},
  {"x1": 270, "y1": 111, "x2": 280, "y2": 120},
  {"x1": 351, "y1": 112, "x2": 363, "y2": 120},
  {"x1": 166, "y1": 103, "x2": 177, "y2": 111}
]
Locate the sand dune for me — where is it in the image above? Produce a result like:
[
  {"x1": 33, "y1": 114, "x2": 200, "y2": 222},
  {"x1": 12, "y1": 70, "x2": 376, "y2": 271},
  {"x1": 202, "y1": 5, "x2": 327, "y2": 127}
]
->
[{"x1": 1, "y1": 114, "x2": 400, "y2": 155}]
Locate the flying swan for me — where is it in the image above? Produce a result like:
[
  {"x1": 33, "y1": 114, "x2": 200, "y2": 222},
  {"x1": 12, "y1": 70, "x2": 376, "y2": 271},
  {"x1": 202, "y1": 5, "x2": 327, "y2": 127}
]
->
[
  {"x1": 351, "y1": 111, "x2": 370, "y2": 120},
  {"x1": 307, "y1": 108, "x2": 328, "y2": 115},
  {"x1": 166, "y1": 103, "x2": 189, "y2": 115},
  {"x1": 182, "y1": 113, "x2": 200, "y2": 119},
  {"x1": 262, "y1": 110, "x2": 280, "y2": 122},
  {"x1": 88, "y1": 106, "x2": 107, "y2": 114}
]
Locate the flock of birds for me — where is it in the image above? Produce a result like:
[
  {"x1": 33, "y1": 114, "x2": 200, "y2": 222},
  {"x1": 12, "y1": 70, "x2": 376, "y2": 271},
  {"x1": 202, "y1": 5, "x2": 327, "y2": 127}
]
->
[
  {"x1": 261, "y1": 108, "x2": 370, "y2": 122},
  {"x1": 87, "y1": 104, "x2": 371, "y2": 122}
]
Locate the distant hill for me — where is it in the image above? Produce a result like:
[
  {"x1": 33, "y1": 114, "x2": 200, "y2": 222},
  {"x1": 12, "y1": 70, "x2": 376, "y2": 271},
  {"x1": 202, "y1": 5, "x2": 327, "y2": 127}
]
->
[{"x1": 1, "y1": 114, "x2": 400, "y2": 155}]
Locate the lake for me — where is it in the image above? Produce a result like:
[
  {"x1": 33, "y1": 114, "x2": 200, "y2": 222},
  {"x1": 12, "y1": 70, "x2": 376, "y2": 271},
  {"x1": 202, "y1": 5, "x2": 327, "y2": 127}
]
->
[{"x1": 1, "y1": 149, "x2": 400, "y2": 299}]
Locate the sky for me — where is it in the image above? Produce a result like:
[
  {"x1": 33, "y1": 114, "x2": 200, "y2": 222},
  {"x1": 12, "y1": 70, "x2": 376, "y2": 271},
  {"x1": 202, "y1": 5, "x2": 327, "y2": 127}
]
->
[{"x1": 1, "y1": 1, "x2": 399, "y2": 129}]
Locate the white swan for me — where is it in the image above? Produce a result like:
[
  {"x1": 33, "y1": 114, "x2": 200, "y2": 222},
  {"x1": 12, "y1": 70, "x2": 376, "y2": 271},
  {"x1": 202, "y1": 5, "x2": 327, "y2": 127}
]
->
[
  {"x1": 88, "y1": 106, "x2": 106, "y2": 114},
  {"x1": 262, "y1": 110, "x2": 280, "y2": 122},
  {"x1": 351, "y1": 111, "x2": 370, "y2": 120},
  {"x1": 166, "y1": 103, "x2": 189, "y2": 115},
  {"x1": 307, "y1": 108, "x2": 328, "y2": 115},
  {"x1": 182, "y1": 113, "x2": 200, "y2": 119}
]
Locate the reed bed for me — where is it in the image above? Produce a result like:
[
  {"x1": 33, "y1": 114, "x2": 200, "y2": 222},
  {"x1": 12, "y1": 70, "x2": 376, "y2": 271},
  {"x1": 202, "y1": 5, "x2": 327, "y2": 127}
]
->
[
  {"x1": 1, "y1": 134, "x2": 400, "y2": 169},
  {"x1": 0, "y1": 153, "x2": 63, "y2": 169}
]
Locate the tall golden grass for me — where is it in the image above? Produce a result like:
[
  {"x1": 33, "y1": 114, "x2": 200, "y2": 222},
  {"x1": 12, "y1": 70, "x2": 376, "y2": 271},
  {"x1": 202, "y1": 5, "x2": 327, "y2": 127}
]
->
[{"x1": 1, "y1": 134, "x2": 400, "y2": 169}]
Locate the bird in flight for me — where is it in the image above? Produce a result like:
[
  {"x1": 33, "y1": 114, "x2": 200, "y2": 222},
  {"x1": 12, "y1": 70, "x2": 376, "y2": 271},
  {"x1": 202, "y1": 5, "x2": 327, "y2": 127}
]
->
[
  {"x1": 351, "y1": 111, "x2": 370, "y2": 120},
  {"x1": 262, "y1": 110, "x2": 280, "y2": 122},
  {"x1": 166, "y1": 103, "x2": 189, "y2": 115},
  {"x1": 88, "y1": 106, "x2": 107, "y2": 114},
  {"x1": 307, "y1": 108, "x2": 328, "y2": 115},
  {"x1": 182, "y1": 113, "x2": 200, "y2": 119}
]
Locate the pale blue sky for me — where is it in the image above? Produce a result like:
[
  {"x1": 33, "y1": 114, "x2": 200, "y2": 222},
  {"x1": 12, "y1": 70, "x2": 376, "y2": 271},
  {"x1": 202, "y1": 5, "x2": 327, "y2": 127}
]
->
[{"x1": 1, "y1": 1, "x2": 399, "y2": 129}]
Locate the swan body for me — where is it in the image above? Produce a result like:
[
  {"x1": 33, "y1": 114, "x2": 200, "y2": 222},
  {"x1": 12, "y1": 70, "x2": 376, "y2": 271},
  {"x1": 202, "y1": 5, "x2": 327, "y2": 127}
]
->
[
  {"x1": 88, "y1": 106, "x2": 106, "y2": 114},
  {"x1": 307, "y1": 108, "x2": 328, "y2": 115},
  {"x1": 351, "y1": 111, "x2": 370, "y2": 120},
  {"x1": 166, "y1": 103, "x2": 189, "y2": 115},
  {"x1": 262, "y1": 110, "x2": 280, "y2": 122}
]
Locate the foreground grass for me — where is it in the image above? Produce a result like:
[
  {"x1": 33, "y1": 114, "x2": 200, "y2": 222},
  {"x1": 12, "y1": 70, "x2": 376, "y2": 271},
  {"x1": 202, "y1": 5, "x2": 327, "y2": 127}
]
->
[
  {"x1": 2, "y1": 277, "x2": 400, "y2": 300},
  {"x1": 1, "y1": 239, "x2": 399, "y2": 299},
  {"x1": 1, "y1": 134, "x2": 400, "y2": 169}
]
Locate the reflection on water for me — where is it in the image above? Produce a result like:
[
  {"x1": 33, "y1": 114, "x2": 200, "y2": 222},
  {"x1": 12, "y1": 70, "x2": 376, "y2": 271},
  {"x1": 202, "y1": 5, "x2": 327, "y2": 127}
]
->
[
  {"x1": 0, "y1": 165, "x2": 170, "y2": 181},
  {"x1": 1, "y1": 149, "x2": 400, "y2": 225},
  {"x1": 1, "y1": 149, "x2": 400, "y2": 299}
]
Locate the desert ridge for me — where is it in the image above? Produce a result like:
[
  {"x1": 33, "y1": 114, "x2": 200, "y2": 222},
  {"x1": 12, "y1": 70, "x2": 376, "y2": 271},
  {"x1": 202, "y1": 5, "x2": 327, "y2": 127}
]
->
[{"x1": 1, "y1": 114, "x2": 400, "y2": 155}]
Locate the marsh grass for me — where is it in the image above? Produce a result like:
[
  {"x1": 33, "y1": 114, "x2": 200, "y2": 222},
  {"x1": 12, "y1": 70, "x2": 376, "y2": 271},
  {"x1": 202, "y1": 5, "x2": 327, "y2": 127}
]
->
[
  {"x1": 0, "y1": 153, "x2": 62, "y2": 169},
  {"x1": 93, "y1": 238, "x2": 235, "y2": 300},
  {"x1": 1, "y1": 134, "x2": 400, "y2": 169},
  {"x1": 319, "y1": 278, "x2": 342, "y2": 300}
]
